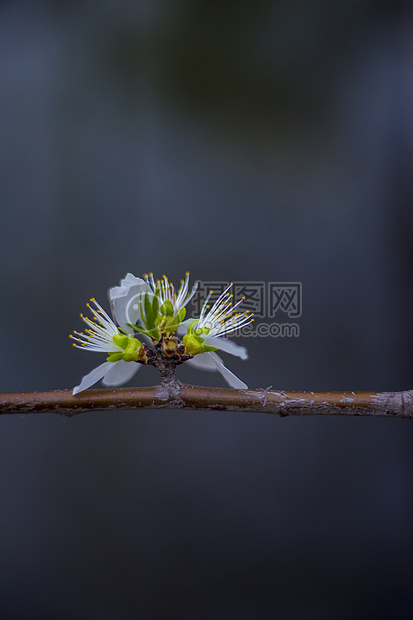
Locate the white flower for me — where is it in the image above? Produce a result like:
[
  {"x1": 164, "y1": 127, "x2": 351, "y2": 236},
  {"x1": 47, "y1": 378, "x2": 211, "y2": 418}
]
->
[
  {"x1": 196, "y1": 284, "x2": 253, "y2": 337},
  {"x1": 108, "y1": 272, "x2": 197, "y2": 336},
  {"x1": 178, "y1": 284, "x2": 254, "y2": 389},
  {"x1": 71, "y1": 298, "x2": 143, "y2": 394},
  {"x1": 71, "y1": 273, "x2": 254, "y2": 393},
  {"x1": 70, "y1": 298, "x2": 123, "y2": 354}
]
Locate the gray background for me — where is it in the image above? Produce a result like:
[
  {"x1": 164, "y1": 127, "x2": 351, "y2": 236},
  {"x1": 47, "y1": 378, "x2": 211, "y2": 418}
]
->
[{"x1": 1, "y1": 1, "x2": 413, "y2": 618}]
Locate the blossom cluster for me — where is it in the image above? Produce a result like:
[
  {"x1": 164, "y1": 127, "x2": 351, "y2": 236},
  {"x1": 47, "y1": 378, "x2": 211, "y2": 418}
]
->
[{"x1": 70, "y1": 272, "x2": 254, "y2": 394}]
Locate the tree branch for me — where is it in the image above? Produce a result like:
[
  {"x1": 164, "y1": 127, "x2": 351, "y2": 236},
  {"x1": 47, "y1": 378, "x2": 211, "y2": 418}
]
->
[{"x1": 1, "y1": 384, "x2": 413, "y2": 418}]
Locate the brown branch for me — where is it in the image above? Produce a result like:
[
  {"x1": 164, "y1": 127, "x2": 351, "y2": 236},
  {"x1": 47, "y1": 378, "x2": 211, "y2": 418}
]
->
[{"x1": 1, "y1": 383, "x2": 413, "y2": 418}]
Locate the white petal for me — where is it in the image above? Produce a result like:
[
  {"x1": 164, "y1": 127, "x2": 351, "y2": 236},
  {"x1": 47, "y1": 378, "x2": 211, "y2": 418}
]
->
[
  {"x1": 207, "y1": 352, "x2": 248, "y2": 389},
  {"x1": 108, "y1": 274, "x2": 150, "y2": 332},
  {"x1": 186, "y1": 352, "x2": 218, "y2": 371},
  {"x1": 73, "y1": 362, "x2": 113, "y2": 395},
  {"x1": 185, "y1": 352, "x2": 248, "y2": 388},
  {"x1": 203, "y1": 335, "x2": 248, "y2": 360},
  {"x1": 109, "y1": 273, "x2": 145, "y2": 298},
  {"x1": 102, "y1": 359, "x2": 141, "y2": 386},
  {"x1": 177, "y1": 317, "x2": 197, "y2": 335}
]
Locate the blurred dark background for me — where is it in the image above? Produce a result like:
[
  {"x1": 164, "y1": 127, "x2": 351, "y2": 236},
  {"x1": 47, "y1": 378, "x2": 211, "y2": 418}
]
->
[{"x1": 1, "y1": 0, "x2": 413, "y2": 618}]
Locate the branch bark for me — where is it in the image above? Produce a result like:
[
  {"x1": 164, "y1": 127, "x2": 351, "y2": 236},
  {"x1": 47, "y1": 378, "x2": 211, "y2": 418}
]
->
[{"x1": 1, "y1": 384, "x2": 413, "y2": 418}]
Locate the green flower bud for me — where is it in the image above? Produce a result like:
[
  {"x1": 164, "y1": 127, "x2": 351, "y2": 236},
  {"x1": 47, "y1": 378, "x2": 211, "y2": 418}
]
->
[
  {"x1": 155, "y1": 314, "x2": 180, "y2": 336},
  {"x1": 160, "y1": 300, "x2": 174, "y2": 316},
  {"x1": 106, "y1": 352, "x2": 125, "y2": 363},
  {"x1": 122, "y1": 336, "x2": 142, "y2": 362},
  {"x1": 112, "y1": 334, "x2": 130, "y2": 349},
  {"x1": 182, "y1": 333, "x2": 205, "y2": 356},
  {"x1": 181, "y1": 333, "x2": 216, "y2": 357},
  {"x1": 110, "y1": 333, "x2": 142, "y2": 362}
]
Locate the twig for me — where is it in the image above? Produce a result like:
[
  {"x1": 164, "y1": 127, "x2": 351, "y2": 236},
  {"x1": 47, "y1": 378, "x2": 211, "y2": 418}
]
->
[{"x1": 1, "y1": 384, "x2": 413, "y2": 418}]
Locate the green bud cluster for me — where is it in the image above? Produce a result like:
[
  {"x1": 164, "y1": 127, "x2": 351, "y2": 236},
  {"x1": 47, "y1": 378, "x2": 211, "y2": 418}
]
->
[
  {"x1": 124, "y1": 290, "x2": 218, "y2": 359},
  {"x1": 127, "y1": 292, "x2": 187, "y2": 342}
]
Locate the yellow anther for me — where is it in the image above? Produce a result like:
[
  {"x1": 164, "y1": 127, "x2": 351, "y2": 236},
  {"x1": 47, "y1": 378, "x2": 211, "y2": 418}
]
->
[
  {"x1": 72, "y1": 343, "x2": 76, "y2": 347},
  {"x1": 90, "y1": 298, "x2": 95, "y2": 302}
]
